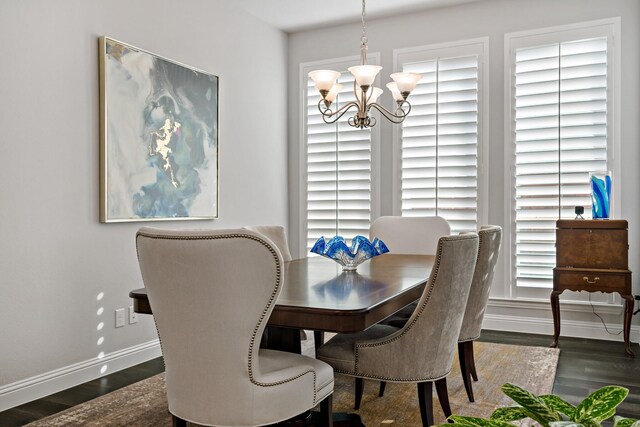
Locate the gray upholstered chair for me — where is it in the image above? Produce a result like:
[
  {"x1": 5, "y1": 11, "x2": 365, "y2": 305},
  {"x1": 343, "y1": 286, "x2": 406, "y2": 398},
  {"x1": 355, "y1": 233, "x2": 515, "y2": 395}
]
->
[
  {"x1": 369, "y1": 216, "x2": 451, "y2": 397},
  {"x1": 372, "y1": 216, "x2": 451, "y2": 322},
  {"x1": 316, "y1": 234, "x2": 479, "y2": 426},
  {"x1": 136, "y1": 227, "x2": 334, "y2": 427},
  {"x1": 384, "y1": 225, "x2": 502, "y2": 404},
  {"x1": 457, "y1": 225, "x2": 502, "y2": 402}
]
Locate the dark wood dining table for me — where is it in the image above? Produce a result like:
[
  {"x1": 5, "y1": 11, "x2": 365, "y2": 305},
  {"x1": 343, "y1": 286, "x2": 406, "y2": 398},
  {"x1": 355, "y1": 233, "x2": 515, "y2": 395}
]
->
[
  {"x1": 129, "y1": 254, "x2": 434, "y2": 426},
  {"x1": 131, "y1": 253, "x2": 434, "y2": 336}
]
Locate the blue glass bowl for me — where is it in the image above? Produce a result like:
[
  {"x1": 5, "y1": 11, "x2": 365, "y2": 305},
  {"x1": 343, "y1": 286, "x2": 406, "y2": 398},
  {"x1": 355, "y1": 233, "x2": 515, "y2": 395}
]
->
[{"x1": 310, "y1": 235, "x2": 389, "y2": 271}]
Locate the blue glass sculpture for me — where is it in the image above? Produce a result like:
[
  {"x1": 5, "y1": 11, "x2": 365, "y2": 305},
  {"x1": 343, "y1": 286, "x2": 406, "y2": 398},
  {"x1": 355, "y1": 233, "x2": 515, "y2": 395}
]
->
[
  {"x1": 310, "y1": 235, "x2": 389, "y2": 271},
  {"x1": 590, "y1": 171, "x2": 612, "y2": 219}
]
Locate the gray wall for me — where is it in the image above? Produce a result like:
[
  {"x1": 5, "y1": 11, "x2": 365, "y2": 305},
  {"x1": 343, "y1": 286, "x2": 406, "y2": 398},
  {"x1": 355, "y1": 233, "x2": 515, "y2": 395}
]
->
[
  {"x1": 0, "y1": 0, "x2": 288, "y2": 386},
  {"x1": 288, "y1": 0, "x2": 639, "y2": 331}
]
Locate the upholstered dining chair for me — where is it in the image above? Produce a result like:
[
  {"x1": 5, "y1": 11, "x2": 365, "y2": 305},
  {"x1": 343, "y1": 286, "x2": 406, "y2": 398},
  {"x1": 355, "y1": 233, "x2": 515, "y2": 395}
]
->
[
  {"x1": 384, "y1": 225, "x2": 503, "y2": 403},
  {"x1": 456, "y1": 225, "x2": 502, "y2": 402},
  {"x1": 136, "y1": 227, "x2": 334, "y2": 427},
  {"x1": 244, "y1": 225, "x2": 293, "y2": 262},
  {"x1": 369, "y1": 216, "x2": 451, "y2": 256},
  {"x1": 244, "y1": 225, "x2": 312, "y2": 345},
  {"x1": 316, "y1": 234, "x2": 479, "y2": 426},
  {"x1": 368, "y1": 215, "x2": 451, "y2": 397}
]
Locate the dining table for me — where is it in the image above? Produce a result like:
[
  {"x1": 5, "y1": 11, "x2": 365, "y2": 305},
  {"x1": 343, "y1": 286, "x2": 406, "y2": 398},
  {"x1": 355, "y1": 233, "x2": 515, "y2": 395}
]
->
[{"x1": 129, "y1": 253, "x2": 435, "y2": 426}]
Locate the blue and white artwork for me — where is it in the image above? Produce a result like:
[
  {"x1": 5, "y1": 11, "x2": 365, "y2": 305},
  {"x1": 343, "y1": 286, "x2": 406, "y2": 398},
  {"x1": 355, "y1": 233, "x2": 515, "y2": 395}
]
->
[{"x1": 100, "y1": 37, "x2": 218, "y2": 222}]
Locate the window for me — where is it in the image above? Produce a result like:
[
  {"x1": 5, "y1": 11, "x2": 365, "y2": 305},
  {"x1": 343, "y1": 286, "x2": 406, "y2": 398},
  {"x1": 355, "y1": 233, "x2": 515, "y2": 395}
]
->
[
  {"x1": 395, "y1": 39, "x2": 488, "y2": 234},
  {"x1": 506, "y1": 20, "x2": 620, "y2": 295},
  {"x1": 302, "y1": 57, "x2": 379, "y2": 250}
]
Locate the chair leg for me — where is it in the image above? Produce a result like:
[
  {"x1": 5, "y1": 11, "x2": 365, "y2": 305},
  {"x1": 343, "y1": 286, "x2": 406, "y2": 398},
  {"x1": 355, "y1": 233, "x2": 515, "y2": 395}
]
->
[
  {"x1": 417, "y1": 381, "x2": 434, "y2": 427},
  {"x1": 469, "y1": 340, "x2": 478, "y2": 381},
  {"x1": 435, "y1": 377, "x2": 452, "y2": 419},
  {"x1": 379, "y1": 381, "x2": 386, "y2": 397},
  {"x1": 314, "y1": 331, "x2": 324, "y2": 352},
  {"x1": 458, "y1": 341, "x2": 475, "y2": 402},
  {"x1": 354, "y1": 377, "x2": 364, "y2": 410},
  {"x1": 172, "y1": 415, "x2": 187, "y2": 427},
  {"x1": 320, "y1": 394, "x2": 334, "y2": 427}
]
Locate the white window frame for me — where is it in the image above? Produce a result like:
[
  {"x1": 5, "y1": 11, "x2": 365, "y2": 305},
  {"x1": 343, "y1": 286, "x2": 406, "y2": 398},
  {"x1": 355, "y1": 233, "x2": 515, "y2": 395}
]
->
[
  {"x1": 298, "y1": 54, "x2": 381, "y2": 254},
  {"x1": 391, "y1": 37, "x2": 490, "y2": 231},
  {"x1": 503, "y1": 18, "x2": 622, "y2": 302}
]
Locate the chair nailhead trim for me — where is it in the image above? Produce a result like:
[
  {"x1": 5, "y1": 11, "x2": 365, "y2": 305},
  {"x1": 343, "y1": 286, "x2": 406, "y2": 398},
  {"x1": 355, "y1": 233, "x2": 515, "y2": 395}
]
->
[{"x1": 136, "y1": 231, "x2": 319, "y2": 406}]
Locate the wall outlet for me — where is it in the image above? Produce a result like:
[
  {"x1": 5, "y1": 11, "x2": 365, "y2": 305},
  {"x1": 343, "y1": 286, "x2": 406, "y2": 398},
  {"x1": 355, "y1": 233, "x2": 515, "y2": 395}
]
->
[
  {"x1": 115, "y1": 308, "x2": 125, "y2": 328},
  {"x1": 128, "y1": 306, "x2": 138, "y2": 324}
]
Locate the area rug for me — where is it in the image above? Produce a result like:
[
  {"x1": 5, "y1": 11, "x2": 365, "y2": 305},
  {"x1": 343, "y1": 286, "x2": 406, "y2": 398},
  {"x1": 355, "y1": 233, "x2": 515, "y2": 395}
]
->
[{"x1": 26, "y1": 342, "x2": 559, "y2": 426}]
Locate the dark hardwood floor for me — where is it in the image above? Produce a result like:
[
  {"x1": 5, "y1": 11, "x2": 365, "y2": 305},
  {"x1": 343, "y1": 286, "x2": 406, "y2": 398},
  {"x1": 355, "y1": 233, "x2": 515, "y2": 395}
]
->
[{"x1": 1, "y1": 331, "x2": 638, "y2": 426}]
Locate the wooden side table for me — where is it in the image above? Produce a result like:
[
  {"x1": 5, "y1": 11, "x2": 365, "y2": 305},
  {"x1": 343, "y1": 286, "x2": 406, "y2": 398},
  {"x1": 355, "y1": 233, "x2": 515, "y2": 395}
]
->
[{"x1": 550, "y1": 219, "x2": 635, "y2": 356}]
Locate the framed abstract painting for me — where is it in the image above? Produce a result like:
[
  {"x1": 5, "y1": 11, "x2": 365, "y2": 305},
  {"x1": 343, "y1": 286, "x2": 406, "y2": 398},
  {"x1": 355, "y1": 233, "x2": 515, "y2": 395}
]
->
[{"x1": 99, "y1": 37, "x2": 218, "y2": 222}]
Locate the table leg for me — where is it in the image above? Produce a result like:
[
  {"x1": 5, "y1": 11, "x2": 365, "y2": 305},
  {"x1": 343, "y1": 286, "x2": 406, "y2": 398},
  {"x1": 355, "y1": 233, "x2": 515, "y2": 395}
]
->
[
  {"x1": 622, "y1": 294, "x2": 635, "y2": 357},
  {"x1": 550, "y1": 290, "x2": 562, "y2": 348},
  {"x1": 266, "y1": 326, "x2": 302, "y2": 353}
]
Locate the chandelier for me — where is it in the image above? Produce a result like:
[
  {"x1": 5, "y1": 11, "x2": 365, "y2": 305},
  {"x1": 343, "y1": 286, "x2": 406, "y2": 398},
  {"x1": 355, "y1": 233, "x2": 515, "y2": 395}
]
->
[{"x1": 308, "y1": 0, "x2": 422, "y2": 129}]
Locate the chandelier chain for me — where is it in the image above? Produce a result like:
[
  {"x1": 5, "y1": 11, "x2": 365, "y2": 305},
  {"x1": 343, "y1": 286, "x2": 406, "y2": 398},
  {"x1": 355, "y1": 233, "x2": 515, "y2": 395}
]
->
[{"x1": 360, "y1": 0, "x2": 368, "y2": 64}]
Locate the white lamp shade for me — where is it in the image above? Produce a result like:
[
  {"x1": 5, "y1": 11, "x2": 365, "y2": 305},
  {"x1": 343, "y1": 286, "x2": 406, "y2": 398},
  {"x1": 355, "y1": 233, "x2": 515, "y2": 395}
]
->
[
  {"x1": 357, "y1": 87, "x2": 383, "y2": 104},
  {"x1": 390, "y1": 72, "x2": 422, "y2": 93},
  {"x1": 348, "y1": 65, "x2": 382, "y2": 87},
  {"x1": 309, "y1": 70, "x2": 341, "y2": 91},
  {"x1": 325, "y1": 83, "x2": 343, "y2": 103},
  {"x1": 386, "y1": 82, "x2": 404, "y2": 101}
]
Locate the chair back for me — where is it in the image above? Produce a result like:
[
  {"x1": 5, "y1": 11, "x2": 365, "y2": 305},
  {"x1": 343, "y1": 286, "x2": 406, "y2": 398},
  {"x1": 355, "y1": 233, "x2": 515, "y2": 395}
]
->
[
  {"x1": 356, "y1": 234, "x2": 478, "y2": 381},
  {"x1": 369, "y1": 216, "x2": 450, "y2": 255},
  {"x1": 136, "y1": 227, "x2": 283, "y2": 425},
  {"x1": 458, "y1": 225, "x2": 502, "y2": 342},
  {"x1": 244, "y1": 225, "x2": 292, "y2": 262}
]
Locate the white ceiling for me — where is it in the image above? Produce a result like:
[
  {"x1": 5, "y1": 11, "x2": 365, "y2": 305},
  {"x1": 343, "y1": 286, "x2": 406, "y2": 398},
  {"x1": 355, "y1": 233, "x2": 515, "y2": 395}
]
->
[{"x1": 234, "y1": 0, "x2": 482, "y2": 33}]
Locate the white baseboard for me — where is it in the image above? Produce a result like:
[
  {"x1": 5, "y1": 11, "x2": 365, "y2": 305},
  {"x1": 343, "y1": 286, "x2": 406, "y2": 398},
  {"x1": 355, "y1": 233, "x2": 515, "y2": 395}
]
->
[
  {"x1": 0, "y1": 339, "x2": 161, "y2": 412},
  {"x1": 483, "y1": 313, "x2": 640, "y2": 344}
]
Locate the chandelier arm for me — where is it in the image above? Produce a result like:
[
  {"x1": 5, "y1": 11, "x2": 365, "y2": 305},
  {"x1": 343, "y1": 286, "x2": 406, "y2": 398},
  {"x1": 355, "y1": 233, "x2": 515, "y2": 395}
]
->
[
  {"x1": 317, "y1": 100, "x2": 360, "y2": 124},
  {"x1": 368, "y1": 101, "x2": 412, "y2": 124}
]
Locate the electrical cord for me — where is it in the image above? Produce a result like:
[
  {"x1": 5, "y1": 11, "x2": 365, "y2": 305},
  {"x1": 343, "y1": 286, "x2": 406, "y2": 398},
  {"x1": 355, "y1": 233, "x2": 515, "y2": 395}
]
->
[{"x1": 588, "y1": 294, "x2": 623, "y2": 336}]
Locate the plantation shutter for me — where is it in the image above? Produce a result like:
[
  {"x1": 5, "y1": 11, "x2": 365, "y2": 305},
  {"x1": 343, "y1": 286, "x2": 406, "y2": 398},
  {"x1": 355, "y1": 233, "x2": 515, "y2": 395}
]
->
[
  {"x1": 514, "y1": 37, "x2": 608, "y2": 288},
  {"x1": 400, "y1": 55, "x2": 479, "y2": 234},
  {"x1": 306, "y1": 71, "x2": 372, "y2": 250}
]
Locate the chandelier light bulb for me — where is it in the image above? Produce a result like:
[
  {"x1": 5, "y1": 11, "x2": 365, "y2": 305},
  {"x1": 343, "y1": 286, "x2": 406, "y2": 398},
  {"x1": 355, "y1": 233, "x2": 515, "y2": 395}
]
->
[
  {"x1": 390, "y1": 72, "x2": 422, "y2": 95},
  {"x1": 309, "y1": 70, "x2": 341, "y2": 93},
  {"x1": 348, "y1": 65, "x2": 383, "y2": 88},
  {"x1": 386, "y1": 82, "x2": 404, "y2": 102},
  {"x1": 325, "y1": 83, "x2": 343, "y2": 103}
]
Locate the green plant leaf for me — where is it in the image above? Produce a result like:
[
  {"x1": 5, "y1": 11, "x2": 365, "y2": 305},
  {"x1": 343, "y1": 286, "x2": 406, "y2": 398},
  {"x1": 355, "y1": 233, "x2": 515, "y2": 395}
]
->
[
  {"x1": 540, "y1": 395, "x2": 577, "y2": 418},
  {"x1": 501, "y1": 383, "x2": 562, "y2": 426},
  {"x1": 448, "y1": 415, "x2": 517, "y2": 427},
  {"x1": 574, "y1": 386, "x2": 628, "y2": 422},
  {"x1": 491, "y1": 407, "x2": 528, "y2": 421},
  {"x1": 613, "y1": 416, "x2": 640, "y2": 427},
  {"x1": 549, "y1": 422, "x2": 584, "y2": 427}
]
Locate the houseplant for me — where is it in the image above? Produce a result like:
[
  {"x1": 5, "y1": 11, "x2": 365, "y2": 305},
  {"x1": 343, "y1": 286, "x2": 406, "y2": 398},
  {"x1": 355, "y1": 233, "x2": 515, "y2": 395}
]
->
[{"x1": 439, "y1": 383, "x2": 639, "y2": 427}]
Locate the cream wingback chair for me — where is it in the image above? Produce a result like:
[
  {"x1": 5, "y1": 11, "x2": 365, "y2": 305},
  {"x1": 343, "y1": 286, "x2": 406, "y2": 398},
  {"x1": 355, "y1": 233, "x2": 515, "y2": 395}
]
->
[
  {"x1": 136, "y1": 228, "x2": 334, "y2": 427},
  {"x1": 244, "y1": 225, "x2": 292, "y2": 262},
  {"x1": 457, "y1": 225, "x2": 502, "y2": 402},
  {"x1": 369, "y1": 216, "x2": 451, "y2": 256},
  {"x1": 316, "y1": 234, "x2": 479, "y2": 427}
]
